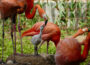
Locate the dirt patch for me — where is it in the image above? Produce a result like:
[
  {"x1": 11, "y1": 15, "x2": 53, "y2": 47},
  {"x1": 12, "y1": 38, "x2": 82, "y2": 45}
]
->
[{"x1": 0, "y1": 54, "x2": 55, "y2": 65}]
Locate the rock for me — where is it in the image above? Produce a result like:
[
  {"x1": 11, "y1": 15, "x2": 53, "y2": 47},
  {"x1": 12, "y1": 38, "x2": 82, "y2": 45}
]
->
[{"x1": 6, "y1": 60, "x2": 13, "y2": 65}]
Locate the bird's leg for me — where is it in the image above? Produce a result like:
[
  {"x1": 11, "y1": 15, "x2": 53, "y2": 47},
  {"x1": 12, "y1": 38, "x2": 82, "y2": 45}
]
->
[
  {"x1": 18, "y1": 15, "x2": 23, "y2": 56},
  {"x1": 38, "y1": 40, "x2": 45, "y2": 50},
  {"x1": 0, "y1": 59, "x2": 2, "y2": 64},
  {"x1": 1, "y1": 20, "x2": 5, "y2": 64},
  {"x1": 13, "y1": 23, "x2": 17, "y2": 63},
  {"x1": 47, "y1": 41, "x2": 49, "y2": 54},
  {"x1": 34, "y1": 45, "x2": 38, "y2": 55},
  {"x1": 11, "y1": 14, "x2": 17, "y2": 63},
  {"x1": 12, "y1": 14, "x2": 17, "y2": 55},
  {"x1": 13, "y1": 23, "x2": 17, "y2": 55},
  {"x1": 11, "y1": 22, "x2": 16, "y2": 63}
]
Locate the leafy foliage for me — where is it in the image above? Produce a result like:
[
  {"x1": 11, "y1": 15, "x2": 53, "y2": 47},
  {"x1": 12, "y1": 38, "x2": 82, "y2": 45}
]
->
[{"x1": 55, "y1": 1, "x2": 90, "y2": 29}]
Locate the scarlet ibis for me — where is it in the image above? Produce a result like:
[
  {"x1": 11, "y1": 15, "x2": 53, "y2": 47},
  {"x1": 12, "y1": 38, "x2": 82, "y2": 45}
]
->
[
  {"x1": 22, "y1": 21, "x2": 61, "y2": 54},
  {"x1": 55, "y1": 29, "x2": 90, "y2": 65},
  {"x1": 0, "y1": 0, "x2": 27, "y2": 63}
]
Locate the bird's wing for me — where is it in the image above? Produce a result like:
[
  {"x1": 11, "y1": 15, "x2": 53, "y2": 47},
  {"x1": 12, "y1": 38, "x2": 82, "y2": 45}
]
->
[
  {"x1": 21, "y1": 22, "x2": 45, "y2": 37},
  {"x1": 22, "y1": 32, "x2": 39, "y2": 37},
  {"x1": 42, "y1": 31, "x2": 56, "y2": 40}
]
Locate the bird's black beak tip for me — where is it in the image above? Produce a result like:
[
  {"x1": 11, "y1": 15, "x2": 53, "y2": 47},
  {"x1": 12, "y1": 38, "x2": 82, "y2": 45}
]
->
[{"x1": 45, "y1": 19, "x2": 48, "y2": 26}]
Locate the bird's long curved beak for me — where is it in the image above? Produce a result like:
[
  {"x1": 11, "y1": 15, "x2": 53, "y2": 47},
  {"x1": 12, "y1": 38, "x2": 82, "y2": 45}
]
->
[
  {"x1": 45, "y1": 19, "x2": 48, "y2": 25},
  {"x1": 42, "y1": 20, "x2": 48, "y2": 27}
]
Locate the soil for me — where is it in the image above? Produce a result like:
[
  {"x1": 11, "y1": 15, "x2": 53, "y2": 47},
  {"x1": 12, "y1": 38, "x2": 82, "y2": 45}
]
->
[{"x1": 0, "y1": 54, "x2": 55, "y2": 65}]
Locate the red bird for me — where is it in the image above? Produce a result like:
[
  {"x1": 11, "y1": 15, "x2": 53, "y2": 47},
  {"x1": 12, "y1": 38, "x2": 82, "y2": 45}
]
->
[
  {"x1": 0, "y1": 0, "x2": 47, "y2": 63},
  {"x1": 0, "y1": 0, "x2": 26, "y2": 63},
  {"x1": 22, "y1": 22, "x2": 61, "y2": 54},
  {"x1": 55, "y1": 28, "x2": 90, "y2": 65}
]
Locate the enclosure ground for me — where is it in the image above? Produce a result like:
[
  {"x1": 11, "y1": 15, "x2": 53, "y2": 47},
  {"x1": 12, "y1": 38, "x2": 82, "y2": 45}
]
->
[{"x1": 1, "y1": 54, "x2": 55, "y2": 65}]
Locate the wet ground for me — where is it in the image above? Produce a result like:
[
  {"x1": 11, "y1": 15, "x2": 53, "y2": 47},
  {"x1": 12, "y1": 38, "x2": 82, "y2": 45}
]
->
[{"x1": 0, "y1": 54, "x2": 55, "y2": 65}]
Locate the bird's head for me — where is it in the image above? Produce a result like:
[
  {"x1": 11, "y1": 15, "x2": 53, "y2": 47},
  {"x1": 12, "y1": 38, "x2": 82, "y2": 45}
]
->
[
  {"x1": 72, "y1": 28, "x2": 88, "y2": 38},
  {"x1": 42, "y1": 13, "x2": 48, "y2": 21}
]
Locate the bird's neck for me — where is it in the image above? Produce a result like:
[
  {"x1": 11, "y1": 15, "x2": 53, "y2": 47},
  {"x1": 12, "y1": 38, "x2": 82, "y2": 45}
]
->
[
  {"x1": 25, "y1": 1, "x2": 43, "y2": 19},
  {"x1": 39, "y1": 30, "x2": 43, "y2": 38},
  {"x1": 25, "y1": 0, "x2": 35, "y2": 19},
  {"x1": 26, "y1": 0, "x2": 34, "y2": 10},
  {"x1": 52, "y1": 36, "x2": 60, "y2": 47},
  {"x1": 81, "y1": 33, "x2": 90, "y2": 61},
  {"x1": 55, "y1": 39, "x2": 60, "y2": 47}
]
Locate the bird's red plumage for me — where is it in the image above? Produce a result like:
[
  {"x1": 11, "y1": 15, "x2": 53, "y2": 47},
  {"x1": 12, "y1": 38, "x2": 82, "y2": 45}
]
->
[
  {"x1": 22, "y1": 22, "x2": 61, "y2": 47},
  {"x1": 25, "y1": 0, "x2": 35, "y2": 19},
  {"x1": 55, "y1": 32, "x2": 90, "y2": 65},
  {"x1": 26, "y1": 0, "x2": 34, "y2": 12},
  {"x1": 0, "y1": 0, "x2": 27, "y2": 19},
  {"x1": 81, "y1": 32, "x2": 90, "y2": 61}
]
